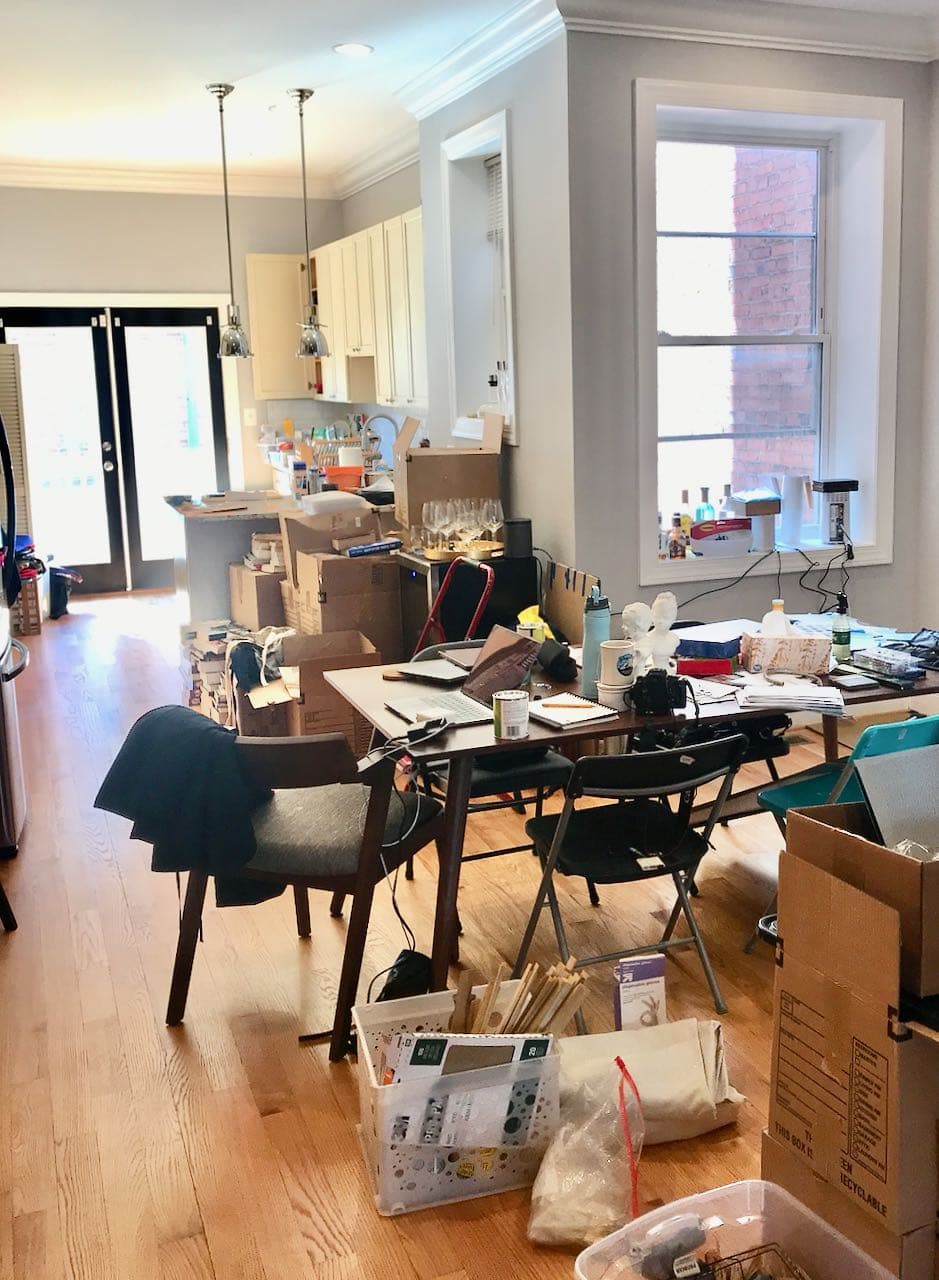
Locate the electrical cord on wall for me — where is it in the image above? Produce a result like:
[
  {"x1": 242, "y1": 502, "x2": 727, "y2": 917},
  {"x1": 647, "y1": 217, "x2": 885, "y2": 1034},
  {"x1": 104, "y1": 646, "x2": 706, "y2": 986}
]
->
[{"x1": 677, "y1": 547, "x2": 777, "y2": 611}]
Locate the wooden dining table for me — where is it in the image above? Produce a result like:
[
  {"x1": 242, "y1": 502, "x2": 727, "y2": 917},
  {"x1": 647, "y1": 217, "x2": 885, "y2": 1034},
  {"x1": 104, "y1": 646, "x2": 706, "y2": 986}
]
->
[{"x1": 325, "y1": 663, "x2": 939, "y2": 989}]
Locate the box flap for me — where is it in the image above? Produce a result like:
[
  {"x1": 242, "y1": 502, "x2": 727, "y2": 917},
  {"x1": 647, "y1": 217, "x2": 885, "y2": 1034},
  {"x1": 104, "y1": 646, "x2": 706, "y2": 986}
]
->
[
  {"x1": 280, "y1": 631, "x2": 377, "y2": 666},
  {"x1": 392, "y1": 416, "x2": 423, "y2": 464},
  {"x1": 479, "y1": 412, "x2": 504, "y2": 451},
  {"x1": 279, "y1": 511, "x2": 381, "y2": 586},
  {"x1": 789, "y1": 805, "x2": 939, "y2": 994},
  {"x1": 779, "y1": 853, "x2": 900, "y2": 1005}
]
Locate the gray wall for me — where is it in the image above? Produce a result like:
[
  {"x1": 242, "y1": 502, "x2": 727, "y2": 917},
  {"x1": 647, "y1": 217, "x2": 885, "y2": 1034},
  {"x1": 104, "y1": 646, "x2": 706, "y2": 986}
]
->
[
  {"x1": 921, "y1": 63, "x2": 939, "y2": 626},
  {"x1": 0, "y1": 185, "x2": 344, "y2": 485},
  {"x1": 419, "y1": 36, "x2": 576, "y2": 564},
  {"x1": 340, "y1": 162, "x2": 421, "y2": 235},
  {"x1": 566, "y1": 33, "x2": 930, "y2": 622}
]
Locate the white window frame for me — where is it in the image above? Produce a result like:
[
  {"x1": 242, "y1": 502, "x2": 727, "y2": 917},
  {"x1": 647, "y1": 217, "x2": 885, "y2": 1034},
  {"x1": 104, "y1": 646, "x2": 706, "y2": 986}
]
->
[{"x1": 634, "y1": 79, "x2": 903, "y2": 586}]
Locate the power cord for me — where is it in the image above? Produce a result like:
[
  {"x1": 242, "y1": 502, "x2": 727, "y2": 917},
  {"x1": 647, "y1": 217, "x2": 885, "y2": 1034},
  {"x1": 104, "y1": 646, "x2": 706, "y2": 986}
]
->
[{"x1": 677, "y1": 547, "x2": 777, "y2": 611}]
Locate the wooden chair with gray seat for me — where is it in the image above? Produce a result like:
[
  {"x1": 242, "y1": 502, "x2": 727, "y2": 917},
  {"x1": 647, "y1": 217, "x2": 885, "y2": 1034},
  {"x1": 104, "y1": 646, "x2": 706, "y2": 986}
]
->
[
  {"x1": 165, "y1": 733, "x2": 444, "y2": 1061},
  {"x1": 0, "y1": 879, "x2": 16, "y2": 931}
]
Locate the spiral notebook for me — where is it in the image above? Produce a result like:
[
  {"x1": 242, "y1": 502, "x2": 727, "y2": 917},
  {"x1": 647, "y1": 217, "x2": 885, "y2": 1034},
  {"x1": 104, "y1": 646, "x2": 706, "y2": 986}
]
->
[{"x1": 529, "y1": 693, "x2": 619, "y2": 728}]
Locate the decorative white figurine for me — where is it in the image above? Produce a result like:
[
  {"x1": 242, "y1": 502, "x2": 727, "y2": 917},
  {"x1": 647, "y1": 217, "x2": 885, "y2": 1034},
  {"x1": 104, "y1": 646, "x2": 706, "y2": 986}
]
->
[
  {"x1": 648, "y1": 591, "x2": 680, "y2": 672},
  {"x1": 621, "y1": 601, "x2": 654, "y2": 680}
]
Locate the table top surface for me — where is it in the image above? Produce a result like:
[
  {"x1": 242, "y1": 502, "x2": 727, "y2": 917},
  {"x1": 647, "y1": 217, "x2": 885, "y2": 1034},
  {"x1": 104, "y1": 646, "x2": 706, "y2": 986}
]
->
[{"x1": 324, "y1": 663, "x2": 939, "y2": 762}]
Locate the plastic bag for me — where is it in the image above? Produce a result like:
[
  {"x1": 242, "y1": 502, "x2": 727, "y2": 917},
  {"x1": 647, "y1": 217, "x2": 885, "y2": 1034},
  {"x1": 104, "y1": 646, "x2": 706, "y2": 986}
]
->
[{"x1": 528, "y1": 1056, "x2": 644, "y2": 1249}]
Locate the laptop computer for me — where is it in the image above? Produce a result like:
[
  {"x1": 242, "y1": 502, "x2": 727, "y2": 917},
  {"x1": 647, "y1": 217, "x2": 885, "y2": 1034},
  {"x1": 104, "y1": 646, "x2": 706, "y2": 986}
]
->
[
  {"x1": 385, "y1": 625, "x2": 540, "y2": 727},
  {"x1": 854, "y1": 744, "x2": 939, "y2": 854}
]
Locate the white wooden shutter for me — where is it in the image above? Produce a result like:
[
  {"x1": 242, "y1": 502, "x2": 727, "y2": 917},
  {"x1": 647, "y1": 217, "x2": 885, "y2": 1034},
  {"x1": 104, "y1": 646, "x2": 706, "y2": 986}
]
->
[
  {"x1": 0, "y1": 348, "x2": 32, "y2": 538},
  {"x1": 485, "y1": 155, "x2": 504, "y2": 241}
]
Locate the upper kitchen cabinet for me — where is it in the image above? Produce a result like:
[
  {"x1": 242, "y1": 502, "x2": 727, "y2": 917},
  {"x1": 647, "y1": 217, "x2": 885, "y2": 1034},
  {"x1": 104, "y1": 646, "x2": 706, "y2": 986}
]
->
[
  {"x1": 245, "y1": 254, "x2": 315, "y2": 400},
  {"x1": 312, "y1": 242, "x2": 349, "y2": 403},
  {"x1": 341, "y1": 233, "x2": 375, "y2": 357},
  {"x1": 367, "y1": 223, "x2": 393, "y2": 405},
  {"x1": 382, "y1": 209, "x2": 428, "y2": 408}
]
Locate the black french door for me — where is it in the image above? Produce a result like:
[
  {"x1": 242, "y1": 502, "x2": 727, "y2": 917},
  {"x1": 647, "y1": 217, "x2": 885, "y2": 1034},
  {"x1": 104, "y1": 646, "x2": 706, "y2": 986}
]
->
[
  {"x1": 0, "y1": 308, "x2": 126, "y2": 593},
  {"x1": 0, "y1": 305, "x2": 229, "y2": 591}
]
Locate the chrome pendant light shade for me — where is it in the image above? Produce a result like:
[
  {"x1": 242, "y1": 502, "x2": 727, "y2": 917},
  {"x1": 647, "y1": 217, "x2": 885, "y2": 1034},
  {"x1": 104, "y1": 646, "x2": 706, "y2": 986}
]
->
[
  {"x1": 290, "y1": 88, "x2": 329, "y2": 360},
  {"x1": 207, "y1": 82, "x2": 252, "y2": 358}
]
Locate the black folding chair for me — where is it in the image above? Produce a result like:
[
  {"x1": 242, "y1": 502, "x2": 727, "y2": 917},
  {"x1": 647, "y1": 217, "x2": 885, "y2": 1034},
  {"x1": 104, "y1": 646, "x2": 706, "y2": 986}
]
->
[
  {"x1": 0, "y1": 880, "x2": 16, "y2": 931},
  {"x1": 513, "y1": 735, "x2": 748, "y2": 1028}
]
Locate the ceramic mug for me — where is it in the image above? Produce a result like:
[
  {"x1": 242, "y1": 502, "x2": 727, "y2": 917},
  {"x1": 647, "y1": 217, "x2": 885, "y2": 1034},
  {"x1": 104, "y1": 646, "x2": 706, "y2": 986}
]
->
[
  {"x1": 600, "y1": 639, "x2": 635, "y2": 688},
  {"x1": 596, "y1": 681, "x2": 627, "y2": 710}
]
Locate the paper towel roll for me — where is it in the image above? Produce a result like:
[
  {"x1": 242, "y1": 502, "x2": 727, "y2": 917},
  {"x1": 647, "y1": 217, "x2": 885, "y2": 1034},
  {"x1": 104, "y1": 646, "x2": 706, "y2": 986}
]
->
[{"x1": 338, "y1": 446, "x2": 363, "y2": 468}]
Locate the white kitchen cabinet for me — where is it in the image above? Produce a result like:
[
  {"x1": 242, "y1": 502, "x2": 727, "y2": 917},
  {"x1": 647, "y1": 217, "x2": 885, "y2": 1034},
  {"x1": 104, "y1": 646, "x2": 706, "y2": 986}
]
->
[
  {"x1": 314, "y1": 242, "x2": 349, "y2": 403},
  {"x1": 384, "y1": 216, "x2": 412, "y2": 406},
  {"x1": 340, "y1": 237, "x2": 361, "y2": 353},
  {"x1": 367, "y1": 223, "x2": 393, "y2": 405},
  {"x1": 403, "y1": 209, "x2": 428, "y2": 407},
  {"x1": 245, "y1": 254, "x2": 314, "y2": 400},
  {"x1": 353, "y1": 232, "x2": 375, "y2": 355}
]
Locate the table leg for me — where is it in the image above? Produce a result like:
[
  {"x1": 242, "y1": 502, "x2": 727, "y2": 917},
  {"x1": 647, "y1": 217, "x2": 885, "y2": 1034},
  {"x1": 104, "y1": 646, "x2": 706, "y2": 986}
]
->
[
  {"x1": 822, "y1": 713, "x2": 841, "y2": 763},
  {"x1": 431, "y1": 755, "x2": 474, "y2": 989}
]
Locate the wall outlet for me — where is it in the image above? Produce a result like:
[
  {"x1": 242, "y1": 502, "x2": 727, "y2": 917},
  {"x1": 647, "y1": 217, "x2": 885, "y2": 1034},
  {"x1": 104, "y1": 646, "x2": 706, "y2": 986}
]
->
[{"x1": 243, "y1": 407, "x2": 258, "y2": 429}]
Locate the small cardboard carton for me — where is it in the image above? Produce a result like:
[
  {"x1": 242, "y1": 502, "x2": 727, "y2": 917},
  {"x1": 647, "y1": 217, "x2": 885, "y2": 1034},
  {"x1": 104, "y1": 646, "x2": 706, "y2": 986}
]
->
[
  {"x1": 228, "y1": 563, "x2": 286, "y2": 631},
  {"x1": 768, "y1": 849, "x2": 939, "y2": 1240},
  {"x1": 789, "y1": 805, "x2": 939, "y2": 999},
  {"x1": 740, "y1": 630, "x2": 831, "y2": 675},
  {"x1": 234, "y1": 686, "x2": 291, "y2": 738},
  {"x1": 392, "y1": 414, "x2": 503, "y2": 529},
  {"x1": 761, "y1": 1130, "x2": 938, "y2": 1280},
  {"x1": 279, "y1": 631, "x2": 380, "y2": 753},
  {"x1": 295, "y1": 551, "x2": 403, "y2": 662},
  {"x1": 279, "y1": 509, "x2": 383, "y2": 588}
]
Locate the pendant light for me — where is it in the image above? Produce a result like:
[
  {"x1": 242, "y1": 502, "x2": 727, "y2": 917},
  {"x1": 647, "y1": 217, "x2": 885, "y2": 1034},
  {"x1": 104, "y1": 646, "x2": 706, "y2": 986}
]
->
[
  {"x1": 290, "y1": 88, "x2": 330, "y2": 359},
  {"x1": 206, "y1": 83, "x2": 252, "y2": 358}
]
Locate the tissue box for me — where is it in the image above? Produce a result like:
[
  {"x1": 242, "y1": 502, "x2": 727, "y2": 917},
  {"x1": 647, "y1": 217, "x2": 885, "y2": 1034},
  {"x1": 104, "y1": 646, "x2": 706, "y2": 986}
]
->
[{"x1": 740, "y1": 631, "x2": 831, "y2": 675}]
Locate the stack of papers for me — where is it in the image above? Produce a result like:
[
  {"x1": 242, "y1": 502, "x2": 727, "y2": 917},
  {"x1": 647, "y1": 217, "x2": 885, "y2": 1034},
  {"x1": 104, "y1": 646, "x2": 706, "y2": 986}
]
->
[{"x1": 736, "y1": 677, "x2": 845, "y2": 715}]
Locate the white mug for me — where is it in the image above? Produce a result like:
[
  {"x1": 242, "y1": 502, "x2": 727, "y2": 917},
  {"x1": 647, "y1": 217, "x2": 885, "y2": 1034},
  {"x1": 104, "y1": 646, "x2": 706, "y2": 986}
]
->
[{"x1": 600, "y1": 639, "x2": 635, "y2": 688}]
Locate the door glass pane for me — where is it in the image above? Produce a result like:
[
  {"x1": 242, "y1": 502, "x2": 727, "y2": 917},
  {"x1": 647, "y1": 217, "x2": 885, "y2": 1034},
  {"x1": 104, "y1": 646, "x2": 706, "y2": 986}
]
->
[
  {"x1": 5, "y1": 326, "x2": 112, "y2": 566},
  {"x1": 122, "y1": 325, "x2": 218, "y2": 562},
  {"x1": 657, "y1": 343, "x2": 821, "y2": 519}
]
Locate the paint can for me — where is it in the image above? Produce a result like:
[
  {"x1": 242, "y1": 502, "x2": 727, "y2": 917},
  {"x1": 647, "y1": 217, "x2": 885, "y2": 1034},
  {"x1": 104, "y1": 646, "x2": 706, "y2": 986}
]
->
[{"x1": 492, "y1": 689, "x2": 530, "y2": 740}]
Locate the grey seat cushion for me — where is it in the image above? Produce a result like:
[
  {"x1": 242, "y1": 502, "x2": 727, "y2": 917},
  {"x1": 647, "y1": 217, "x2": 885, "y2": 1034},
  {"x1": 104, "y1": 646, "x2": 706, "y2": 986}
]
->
[{"x1": 246, "y1": 784, "x2": 441, "y2": 880}]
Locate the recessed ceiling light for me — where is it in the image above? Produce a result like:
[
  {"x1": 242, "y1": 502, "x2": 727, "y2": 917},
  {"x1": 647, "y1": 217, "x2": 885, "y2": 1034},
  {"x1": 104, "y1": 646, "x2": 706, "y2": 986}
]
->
[{"x1": 333, "y1": 42, "x2": 374, "y2": 57}]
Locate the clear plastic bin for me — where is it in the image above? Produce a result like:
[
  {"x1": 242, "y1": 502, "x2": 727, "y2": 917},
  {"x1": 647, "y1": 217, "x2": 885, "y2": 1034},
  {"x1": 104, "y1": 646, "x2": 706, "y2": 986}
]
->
[
  {"x1": 575, "y1": 1180, "x2": 893, "y2": 1280},
  {"x1": 353, "y1": 983, "x2": 559, "y2": 1216}
]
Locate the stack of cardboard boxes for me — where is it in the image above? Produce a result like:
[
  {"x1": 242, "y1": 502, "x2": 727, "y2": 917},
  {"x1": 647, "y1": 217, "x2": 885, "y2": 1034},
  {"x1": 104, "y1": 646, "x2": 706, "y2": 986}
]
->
[{"x1": 762, "y1": 804, "x2": 939, "y2": 1280}]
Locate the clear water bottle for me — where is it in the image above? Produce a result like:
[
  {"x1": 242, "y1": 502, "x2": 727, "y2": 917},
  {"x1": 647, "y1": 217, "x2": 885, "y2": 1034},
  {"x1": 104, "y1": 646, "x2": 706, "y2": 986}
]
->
[{"x1": 581, "y1": 585, "x2": 611, "y2": 700}]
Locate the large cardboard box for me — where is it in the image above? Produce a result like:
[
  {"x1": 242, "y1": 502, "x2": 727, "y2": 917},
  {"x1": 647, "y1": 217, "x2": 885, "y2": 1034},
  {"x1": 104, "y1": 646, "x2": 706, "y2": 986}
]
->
[
  {"x1": 789, "y1": 805, "x2": 939, "y2": 998},
  {"x1": 228, "y1": 563, "x2": 286, "y2": 631},
  {"x1": 768, "y1": 850, "x2": 939, "y2": 1240},
  {"x1": 279, "y1": 509, "x2": 383, "y2": 588},
  {"x1": 392, "y1": 414, "x2": 503, "y2": 529},
  {"x1": 234, "y1": 686, "x2": 291, "y2": 738},
  {"x1": 279, "y1": 632, "x2": 380, "y2": 754},
  {"x1": 762, "y1": 1131, "x2": 938, "y2": 1280},
  {"x1": 295, "y1": 551, "x2": 403, "y2": 662},
  {"x1": 280, "y1": 578, "x2": 300, "y2": 630}
]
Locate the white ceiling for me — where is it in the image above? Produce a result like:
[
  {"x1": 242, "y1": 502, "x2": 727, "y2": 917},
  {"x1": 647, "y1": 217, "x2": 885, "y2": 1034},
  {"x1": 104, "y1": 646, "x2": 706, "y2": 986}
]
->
[{"x1": 0, "y1": 0, "x2": 518, "y2": 196}]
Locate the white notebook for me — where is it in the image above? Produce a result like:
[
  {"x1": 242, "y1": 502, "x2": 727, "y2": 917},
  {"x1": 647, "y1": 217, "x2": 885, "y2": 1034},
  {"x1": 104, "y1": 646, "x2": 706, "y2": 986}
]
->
[{"x1": 529, "y1": 692, "x2": 619, "y2": 728}]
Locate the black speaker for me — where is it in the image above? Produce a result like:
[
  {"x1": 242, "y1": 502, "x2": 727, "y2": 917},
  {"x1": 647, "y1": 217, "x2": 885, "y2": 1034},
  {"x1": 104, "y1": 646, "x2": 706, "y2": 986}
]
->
[{"x1": 504, "y1": 517, "x2": 533, "y2": 558}]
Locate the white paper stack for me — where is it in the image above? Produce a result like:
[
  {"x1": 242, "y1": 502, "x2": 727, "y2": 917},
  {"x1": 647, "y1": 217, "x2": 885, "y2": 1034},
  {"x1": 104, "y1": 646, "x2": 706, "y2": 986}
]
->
[{"x1": 736, "y1": 677, "x2": 845, "y2": 715}]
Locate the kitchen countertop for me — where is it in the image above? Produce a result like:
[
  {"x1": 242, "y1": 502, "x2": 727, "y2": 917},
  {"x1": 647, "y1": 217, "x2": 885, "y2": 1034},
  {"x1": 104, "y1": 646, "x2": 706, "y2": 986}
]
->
[{"x1": 167, "y1": 497, "x2": 296, "y2": 521}]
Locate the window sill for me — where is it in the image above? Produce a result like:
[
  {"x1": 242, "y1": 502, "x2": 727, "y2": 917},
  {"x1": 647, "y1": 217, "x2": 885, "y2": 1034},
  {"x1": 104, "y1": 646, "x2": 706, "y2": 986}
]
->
[{"x1": 638, "y1": 541, "x2": 891, "y2": 588}]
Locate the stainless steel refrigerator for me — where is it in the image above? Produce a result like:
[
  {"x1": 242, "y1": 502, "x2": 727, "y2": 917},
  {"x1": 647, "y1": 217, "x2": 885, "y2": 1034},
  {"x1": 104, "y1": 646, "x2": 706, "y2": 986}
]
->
[{"x1": 0, "y1": 409, "x2": 28, "y2": 854}]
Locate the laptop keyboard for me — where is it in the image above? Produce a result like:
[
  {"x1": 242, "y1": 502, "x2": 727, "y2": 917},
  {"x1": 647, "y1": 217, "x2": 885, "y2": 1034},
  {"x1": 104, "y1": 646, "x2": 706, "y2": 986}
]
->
[{"x1": 396, "y1": 692, "x2": 491, "y2": 724}]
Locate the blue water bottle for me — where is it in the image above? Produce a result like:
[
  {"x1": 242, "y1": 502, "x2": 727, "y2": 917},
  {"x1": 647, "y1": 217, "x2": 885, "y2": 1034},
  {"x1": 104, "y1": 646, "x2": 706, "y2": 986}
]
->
[{"x1": 580, "y1": 585, "x2": 611, "y2": 700}]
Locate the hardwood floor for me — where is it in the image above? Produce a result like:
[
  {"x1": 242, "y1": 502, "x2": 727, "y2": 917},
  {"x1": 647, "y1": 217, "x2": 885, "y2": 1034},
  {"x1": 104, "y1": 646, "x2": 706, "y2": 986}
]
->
[{"x1": 0, "y1": 592, "x2": 835, "y2": 1279}]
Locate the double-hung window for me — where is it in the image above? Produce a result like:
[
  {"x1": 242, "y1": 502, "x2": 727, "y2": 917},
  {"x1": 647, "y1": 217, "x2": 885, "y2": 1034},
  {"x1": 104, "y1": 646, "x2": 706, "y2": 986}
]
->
[
  {"x1": 634, "y1": 81, "x2": 903, "y2": 585},
  {"x1": 656, "y1": 139, "x2": 826, "y2": 526}
]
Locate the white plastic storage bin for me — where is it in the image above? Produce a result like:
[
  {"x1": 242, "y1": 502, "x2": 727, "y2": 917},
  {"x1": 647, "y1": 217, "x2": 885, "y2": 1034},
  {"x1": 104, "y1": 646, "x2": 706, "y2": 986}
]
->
[
  {"x1": 576, "y1": 1180, "x2": 892, "y2": 1280},
  {"x1": 353, "y1": 984, "x2": 560, "y2": 1216}
]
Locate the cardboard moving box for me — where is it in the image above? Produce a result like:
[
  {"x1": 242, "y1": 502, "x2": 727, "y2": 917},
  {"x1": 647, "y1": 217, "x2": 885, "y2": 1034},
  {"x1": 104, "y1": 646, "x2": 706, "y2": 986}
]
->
[
  {"x1": 279, "y1": 509, "x2": 383, "y2": 588},
  {"x1": 392, "y1": 414, "x2": 503, "y2": 529},
  {"x1": 788, "y1": 805, "x2": 939, "y2": 998},
  {"x1": 768, "y1": 850, "x2": 939, "y2": 1242},
  {"x1": 279, "y1": 632, "x2": 380, "y2": 753},
  {"x1": 296, "y1": 551, "x2": 403, "y2": 662},
  {"x1": 761, "y1": 1130, "x2": 938, "y2": 1280},
  {"x1": 229, "y1": 563, "x2": 286, "y2": 631}
]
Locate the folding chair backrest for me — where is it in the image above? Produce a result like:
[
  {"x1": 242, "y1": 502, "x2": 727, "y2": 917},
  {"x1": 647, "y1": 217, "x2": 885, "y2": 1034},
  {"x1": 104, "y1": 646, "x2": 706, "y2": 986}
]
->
[
  {"x1": 568, "y1": 734, "x2": 749, "y2": 800},
  {"x1": 832, "y1": 713, "x2": 939, "y2": 803}
]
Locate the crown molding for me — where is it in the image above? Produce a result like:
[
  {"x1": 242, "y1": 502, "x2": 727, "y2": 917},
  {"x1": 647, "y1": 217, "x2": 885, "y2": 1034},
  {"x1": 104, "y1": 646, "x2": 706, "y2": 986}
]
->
[
  {"x1": 0, "y1": 160, "x2": 337, "y2": 199},
  {"x1": 397, "y1": 0, "x2": 565, "y2": 121},
  {"x1": 558, "y1": 0, "x2": 938, "y2": 62},
  {"x1": 332, "y1": 124, "x2": 420, "y2": 201}
]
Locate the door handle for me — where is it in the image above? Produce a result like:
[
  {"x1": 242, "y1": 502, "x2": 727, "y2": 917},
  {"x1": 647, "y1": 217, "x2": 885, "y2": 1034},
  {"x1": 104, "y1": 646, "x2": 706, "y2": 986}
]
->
[
  {"x1": 103, "y1": 461, "x2": 115, "y2": 472},
  {"x1": 102, "y1": 441, "x2": 113, "y2": 453}
]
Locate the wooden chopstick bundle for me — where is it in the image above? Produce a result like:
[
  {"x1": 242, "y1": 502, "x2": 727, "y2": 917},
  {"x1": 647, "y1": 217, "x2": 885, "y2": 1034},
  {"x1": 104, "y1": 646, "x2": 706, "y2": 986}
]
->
[{"x1": 448, "y1": 960, "x2": 585, "y2": 1036}]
